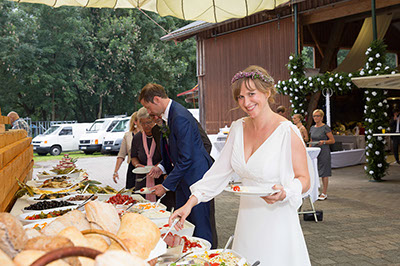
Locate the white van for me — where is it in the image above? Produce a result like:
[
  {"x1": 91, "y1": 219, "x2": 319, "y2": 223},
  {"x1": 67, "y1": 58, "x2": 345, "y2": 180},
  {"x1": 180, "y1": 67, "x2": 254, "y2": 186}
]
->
[
  {"x1": 78, "y1": 116, "x2": 126, "y2": 155},
  {"x1": 102, "y1": 117, "x2": 130, "y2": 154},
  {"x1": 32, "y1": 123, "x2": 91, "y2": 156}
]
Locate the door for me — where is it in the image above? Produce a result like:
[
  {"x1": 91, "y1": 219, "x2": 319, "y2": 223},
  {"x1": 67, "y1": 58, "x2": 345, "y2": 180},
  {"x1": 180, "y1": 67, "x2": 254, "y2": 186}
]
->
[{"x1": 58, "y1": 126, "x2": 74, "y2": 151}]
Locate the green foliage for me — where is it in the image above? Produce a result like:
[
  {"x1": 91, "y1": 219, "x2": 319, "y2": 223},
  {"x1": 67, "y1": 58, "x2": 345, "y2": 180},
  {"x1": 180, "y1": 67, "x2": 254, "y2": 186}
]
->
[{"x1": 0, "y1": 3, "x2": 197, "y2": 121}]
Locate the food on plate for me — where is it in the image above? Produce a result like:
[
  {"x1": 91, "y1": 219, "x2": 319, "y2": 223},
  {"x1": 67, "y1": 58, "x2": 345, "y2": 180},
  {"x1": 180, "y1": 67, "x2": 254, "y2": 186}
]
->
[
  {"x1": 24, "y1": 201, "x2": 76, "y2": 211},
  {"x1": 39, "y1": 180, "x2": 73, "y2": 189},
  {"x1": 37, "y1": 193, "x2": 70, "y2": 200},
  {"x1": 134, "y1": 202, "x2": 159, "y2": 210},
  {"x1": 13, "y1": 250, "x2": 69, "y2": 266},
  {"x1": 191, "y1": 250, "x2": 247, "y2": 266},
  {"x1": 76, "y1": 181, "x2": 118, "y2": 194},
  {"x1": 38, "y1": 171, "x2": 51, "y2": 176},
  {"x1": 24, "y1": 209, "x2": 73, "y2": 221},
  {"x1": 23, "y1": 235, "x2": 78, "y2": 265},
  {"x1": 42, "y1": 210, "x2": 90, "y2": 236},
  {"x1": 161, "y1": 233, "x2": 207, "y2": 253},
  {"x1": 138, "y1": 187, "x2": 153, "y2": 194},
  {"x1": 15, "y1": 180, "x2": 78, "y2": 197},
  {"x1": 161, "y1": 232, "x2": 182, "y2": 248},
  {"x1": 232, "y1": 185, "x2": 241, "y2": 192},
  {"x1": 66, "y1": 195, "x2": 98, "y2": 201},
  {"x1": 181, "y1": 236, "x2": 204, "y2": 253},
  {"x1": 110, "y1": 213, "x2": 160, "y2": 259},
  {"x1": 0, "y1": 249, "x2": 14, "y2": 265},
  {"x1": 106, "y1": 194, "x2": 137, "y2": 205},
  {"x1": 50, "y1": 154, "x2": 77, "y2": 175},
  {"x1": 141, "y1": 209, "x2": 169, "y2": 219},
  {"x1": 85, "y1": 201, "x2": 120, "y2": 235},
  {"x1": 95, "y1": 250, "x2": 148, "y2": 266},
  {"x1": 0, "y1": 213, "x2": 28, "y2": 258}
]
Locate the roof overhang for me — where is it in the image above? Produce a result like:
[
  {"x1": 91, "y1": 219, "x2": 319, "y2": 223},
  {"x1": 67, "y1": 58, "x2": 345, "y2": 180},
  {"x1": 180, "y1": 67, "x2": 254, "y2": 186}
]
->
[{"x1": 352, "y1": 74, "x2": 400, "y2": 90}]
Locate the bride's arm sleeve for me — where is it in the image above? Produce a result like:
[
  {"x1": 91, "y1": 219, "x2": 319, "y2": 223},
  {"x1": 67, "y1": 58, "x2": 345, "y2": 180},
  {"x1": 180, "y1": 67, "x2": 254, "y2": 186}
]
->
[{"x1": 190, "y1": 121, "x2": 239, "y2": 203}]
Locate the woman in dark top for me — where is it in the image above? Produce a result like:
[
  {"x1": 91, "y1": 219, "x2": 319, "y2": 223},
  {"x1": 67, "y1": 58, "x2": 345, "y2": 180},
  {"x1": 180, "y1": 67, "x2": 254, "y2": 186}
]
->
[
  {"x1": 309, "y1": 109, "x2": 335, "y2": 201},
  {"x1": 131, "y1": 107, "x2": 163, "y2": 202}
]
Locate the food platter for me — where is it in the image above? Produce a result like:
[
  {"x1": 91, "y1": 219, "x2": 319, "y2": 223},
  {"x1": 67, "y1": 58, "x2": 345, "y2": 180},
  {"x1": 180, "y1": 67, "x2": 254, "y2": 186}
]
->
[
  {"x1": 132, "y1": 166, "x2": 153, "y2": 174},
  {"x1": 186, "y1": 249, "x2": 248, "y2": 266},
  {"x1": 224, "y1": 185, "x2": 280, "y2": 196},
  {"x1": 22, "y1": 200, "x2": 78, "y2": 213},
  {"x1": 182, "y1": 236, "x2": 211, "y2": 253},
  {"x1": 26, "y1": 193, "x2": 73, "y2": 203},
  {"x1": 18, "y1": 206, "x2": 77, "y2": 224}
]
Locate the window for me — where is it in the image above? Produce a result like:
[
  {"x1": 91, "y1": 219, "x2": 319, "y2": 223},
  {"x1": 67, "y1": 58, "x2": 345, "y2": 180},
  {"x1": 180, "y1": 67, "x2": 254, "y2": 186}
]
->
[
  {"x1": 112, "y1": 119, "x2": 129, "y2": 132},
  {"x1": 88, "y1": 121, "x2": 105, "y2": 132},
  {"x1": 337, "y1": 49, "x2": 350, "y2": 65},
  {"x1": 302, "y1": 46, "x2": 315, "y2": 68},
  {"x1": 107, "y1": 120, "x2": 120, "y2": 132},
  {"x1": 59, "y1": 127, "x2": 72, "y2": 135},
  {"x1": 43, "y1": 126, "x2": 60, "y2": 135}
]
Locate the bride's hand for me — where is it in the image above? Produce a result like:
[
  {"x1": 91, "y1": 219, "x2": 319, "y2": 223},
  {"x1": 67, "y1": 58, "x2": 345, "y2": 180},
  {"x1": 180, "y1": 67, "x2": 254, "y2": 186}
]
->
[{"x1": 261, "y1": 184, "x2": 286, "y2": 204}]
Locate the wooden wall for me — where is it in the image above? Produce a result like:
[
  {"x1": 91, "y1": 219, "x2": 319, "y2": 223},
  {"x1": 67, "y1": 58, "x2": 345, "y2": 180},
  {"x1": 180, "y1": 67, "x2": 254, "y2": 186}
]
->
[
  {"x1": 0, "y1": 109, "x2": 33, "y2": 212},
  {"x1": 199, "y1": 17, "x2": 294, "y2": 133}
]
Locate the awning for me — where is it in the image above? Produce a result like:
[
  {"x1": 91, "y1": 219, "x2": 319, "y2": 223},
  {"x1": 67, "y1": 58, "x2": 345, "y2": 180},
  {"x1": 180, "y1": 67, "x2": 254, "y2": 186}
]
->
[
  {"x1": 177, "y1": 85, "x2": 198, "y2": 97},
  {"x1": 352, "y1": 73, "x2": 400, "y2": 90}
]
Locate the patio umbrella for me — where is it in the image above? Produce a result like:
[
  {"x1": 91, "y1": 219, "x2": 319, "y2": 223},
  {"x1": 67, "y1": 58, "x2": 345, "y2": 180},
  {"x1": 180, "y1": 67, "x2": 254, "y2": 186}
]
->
[{"x1": 11, "y1": 0, "x2": 290, "y2": 23}]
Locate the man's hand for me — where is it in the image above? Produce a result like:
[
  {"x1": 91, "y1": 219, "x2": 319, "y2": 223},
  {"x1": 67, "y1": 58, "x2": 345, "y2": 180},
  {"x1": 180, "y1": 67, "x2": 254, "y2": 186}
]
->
[
  {"x1": 147, "y1": 166, "x2": 162, "y2": 179},
  {"x1": 113, "y1": 172, "x2": 119, "y2": 183},
  {"x1": 151, "y1": 184, "x2": 167, "y2": 197}
]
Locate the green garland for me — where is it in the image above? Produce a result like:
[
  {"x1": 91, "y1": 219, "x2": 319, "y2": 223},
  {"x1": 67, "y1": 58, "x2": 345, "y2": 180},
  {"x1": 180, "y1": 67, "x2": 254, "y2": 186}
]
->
[{"x1": 276, "y1": 40, "x2": 397, "y2": 180}]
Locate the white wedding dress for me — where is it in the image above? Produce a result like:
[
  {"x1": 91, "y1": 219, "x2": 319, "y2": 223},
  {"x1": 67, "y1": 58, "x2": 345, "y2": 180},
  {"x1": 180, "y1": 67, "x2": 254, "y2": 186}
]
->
[{"x1": 191, "y1": 119, "x2": 313, "y2": 265}]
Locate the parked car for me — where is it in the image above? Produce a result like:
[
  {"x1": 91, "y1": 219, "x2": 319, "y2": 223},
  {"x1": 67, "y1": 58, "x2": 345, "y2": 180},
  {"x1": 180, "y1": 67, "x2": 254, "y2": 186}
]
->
[
  {"x1": 32, "y1": 123, "x2": 91, "y2": 156},
  {"x1": 78, "y1": 116, "x2": 126, "y2": 155},
  {"x1": 101, "y1": 117, "x2": 130, "y2": 154}
]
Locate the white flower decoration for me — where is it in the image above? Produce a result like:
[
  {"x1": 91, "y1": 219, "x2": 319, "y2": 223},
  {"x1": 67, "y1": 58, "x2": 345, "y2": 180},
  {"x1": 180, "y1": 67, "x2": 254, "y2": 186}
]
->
[
  {"x1": 378, "y1": 102, "x2": 383, "y2": 107},
  {"x1": 335, "y1": 83, "x2": 339, "y2": 86},
  {"x1": 372, "y1": 91, "x2": 377, "y2": 96},
  {"x1": 371, "y1": 109, "x2": 375, "y2": 113},
  {"x1": 293, "y1": 66, "x2": 297, "y2": 69},
  {"x1": 364, "y1": 166, "x2": 368, "y2": 170},
  {"x1": 295, "y1": 96, "x2": 298, "y2": 100},
  {"x1": 290, "y1": 71, "x2": 293, "y2": 75},
  {"x1": 360, "y1": 71, "x2": 365, "y2": 75},
  {"x1": 303, "y1": 80, "x2": 307, "y2": 84},
  {"x1": 367, "y1": 135, "x2": 372, "y2": 139},
  {"x1": 368, "y1": 70, "x2": 373, "y2": 74},
  {"x1": 283, "y1": 86, "x2": 287, "y2": 91},
  {"x1": 391, "y1": 71, "x2": 396, "y2": 74},
  {"x1": 329, "y1": 77, "x2": 333, "y2": 82},
  {"x1": 295, "y1": 88, "x2": 298, "y2": 92},
  {"x1": 308, "y1": 77, "x2": 312, "y2": 81},
  {"x1": 299, "y1": 86, "x2": 303, "y2": 89},
  {"x1": 368, "y1": 118, "x2": 373, "y2": 123},
  {"x1": 321, "y1": 81, "x2": 324, "y2": 85},
  {"x1": 348, "y1": 73, "x2": 353, "y2": 77},
  {"x1": 385, "y1": 66, "x2": 389, "y2": 70},
  {"x1": 376, "y1": 53, "x2": 380, "y2": 58},
  {"x1": 366, "y1": 97, "x2": 370, "y2": 101},
  {"x1": 310, "y1": 83, "x2": 313, "y2": 87},
  {"x1": 378, "y1": 163, "x2": 382, "y2": 168},
  {"x1": 377, "y1": 137, "x2": 382, "y2": 141},
  {"x1": 375, "y1": 67, "x2": 380, "y2": 71},
  {"x1": 368, "y1": 143, "x2": 373, "y2": 148},
  {"x1": 289, "y1": 55, "x2": 293, "y2": 60},
  {"x1": 377, "y1": 62, "x2": 382, "y2": 66},
  {"x1": 378, "y1": 126, "x2": 382, "y2": 130},
  {"x1": 365, "y1": 90, "x2": 369, "y2": 94},
  {"x1": 375, "y1": 151, "x2": 380, "y2": 155},
  {"x1": 282, "y1": 81, "x2": 286, "y2": 85},
  {"x1": 368, "y1": 57, "x2": 373, "y2": 62}
]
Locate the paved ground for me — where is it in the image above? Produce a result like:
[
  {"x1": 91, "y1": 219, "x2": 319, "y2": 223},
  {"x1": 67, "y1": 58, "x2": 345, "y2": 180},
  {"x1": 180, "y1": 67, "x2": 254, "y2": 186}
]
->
[{"x1": 33, "y1": 157, "x2": 400, "y2": 265}]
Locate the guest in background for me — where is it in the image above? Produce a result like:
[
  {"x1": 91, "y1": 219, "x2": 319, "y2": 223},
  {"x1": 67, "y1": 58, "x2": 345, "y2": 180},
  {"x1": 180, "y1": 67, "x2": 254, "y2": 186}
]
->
[
  {"x1": 390, "y1": 109, "x2": 400, "y2": 164},
  {"x1": 309, "y1": 109, "x2": 335, "y2": 200},
  {"x1": 7, "y1": 111, "x2": 31, "y2": 137},
  {"x1": 277, "y1": 106, "x2": 286, "y2": 117},
  {"x1": 112, "y1": 112, "x2": 138, "y2": 189},
  {"x1": 292, "y1": 114, "x2": 309, "y2": 143},
  {"x1": 131, "y1": 107, "x2": 163, "y2": 202},
  {"x1": 353, "y1": 122, "x2": 365, "y2": 135}
]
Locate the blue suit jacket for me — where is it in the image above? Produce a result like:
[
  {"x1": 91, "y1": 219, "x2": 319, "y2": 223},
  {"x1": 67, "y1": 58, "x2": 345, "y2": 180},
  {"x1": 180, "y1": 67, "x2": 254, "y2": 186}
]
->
[{"x1": 161, "y1": 101, "x2": 213, "y2": 194}]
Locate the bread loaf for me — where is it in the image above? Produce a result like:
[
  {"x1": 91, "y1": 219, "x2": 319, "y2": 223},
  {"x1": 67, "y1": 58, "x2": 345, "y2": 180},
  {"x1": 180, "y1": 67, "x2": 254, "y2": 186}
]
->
[
  {"x1": 13, "y1": 250, "x2": 69, "y2": 266},
  {"x1": 94, "y1": 250, "x2": 148, "y2": 266},
  {"x1": 84, "y1": 235, "x2": 108, "y2": 253},
  {"x1": 0, "y1": 249, "x2": 14, "y2": 266},
  {"x1": 42, "y1": 210, "x2": 90, "y2": 236},
  {"x1": 0, "y1": 213, "x2": 27, "y2": 258},
  {"x1": 85, "y1": 202, "x2": 120, "y2": 235},
  {"x1": 24, "y1": 228, "x2": 42, "y2": 240},
  {"x1": 58, "y1": 227, "x2": 94, "y2": 266},
  {"x1": 112, "y1": 213, "x2": 160, "y2": 259}
]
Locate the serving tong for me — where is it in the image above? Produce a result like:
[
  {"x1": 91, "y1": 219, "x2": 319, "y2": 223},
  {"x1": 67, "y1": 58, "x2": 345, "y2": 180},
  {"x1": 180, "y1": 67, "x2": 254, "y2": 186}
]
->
[{"x1": 76, "y1": 194, "x2": 96, "y2": 210}]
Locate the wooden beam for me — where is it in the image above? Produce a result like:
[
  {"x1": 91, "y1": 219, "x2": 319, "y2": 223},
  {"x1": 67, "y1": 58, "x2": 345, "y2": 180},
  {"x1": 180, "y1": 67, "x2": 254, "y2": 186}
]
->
[
  {"x1": 306, "y1": 25, "x2": 324, "y2": 58},
  {"x1": 319, "y1": 21, "x2": 345, "y2": 73},
  {"x1": 302, "y1": 0, "x2": 400, "y2": 25}
]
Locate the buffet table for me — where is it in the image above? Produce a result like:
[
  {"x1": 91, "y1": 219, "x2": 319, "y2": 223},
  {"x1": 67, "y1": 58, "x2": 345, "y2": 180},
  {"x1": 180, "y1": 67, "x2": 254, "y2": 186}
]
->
[{"x1": 331, "y1": 148, "x2": 366, "y2": 168}]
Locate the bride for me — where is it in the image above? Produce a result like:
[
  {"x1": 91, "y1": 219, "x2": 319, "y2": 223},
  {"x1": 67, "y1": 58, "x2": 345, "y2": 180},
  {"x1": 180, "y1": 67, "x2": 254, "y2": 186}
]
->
[{"x1": 170, "y1": 65, "x2": 313, "y2": 265}]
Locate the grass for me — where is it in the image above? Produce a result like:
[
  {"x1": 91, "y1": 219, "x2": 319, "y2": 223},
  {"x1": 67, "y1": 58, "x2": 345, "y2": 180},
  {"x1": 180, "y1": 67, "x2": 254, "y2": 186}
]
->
[{"x1": 34, "y1": 151, "x2": 113, "y2": 162}]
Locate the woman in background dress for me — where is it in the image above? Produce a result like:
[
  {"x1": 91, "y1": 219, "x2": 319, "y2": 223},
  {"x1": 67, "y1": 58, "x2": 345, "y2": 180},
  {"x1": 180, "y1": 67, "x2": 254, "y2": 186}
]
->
[
  {"x1": 170, "y1": 65, "x2": 313, "y2": 265},
  {"x1": 309, "y1": 109, "x2": 335, "y2": 200},
  {"x1": 292, "y1": 114, "x2": 309, "y2": 143},
  {"x1": 112, "y1": 112, "x2": 139, "y2": 189}
]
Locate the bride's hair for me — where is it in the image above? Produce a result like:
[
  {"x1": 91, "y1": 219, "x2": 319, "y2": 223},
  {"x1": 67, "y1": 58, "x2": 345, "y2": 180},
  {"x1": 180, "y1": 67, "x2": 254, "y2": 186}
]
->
[{"x1": 231, "y1": 65, "x2": 276, "y2": 105}]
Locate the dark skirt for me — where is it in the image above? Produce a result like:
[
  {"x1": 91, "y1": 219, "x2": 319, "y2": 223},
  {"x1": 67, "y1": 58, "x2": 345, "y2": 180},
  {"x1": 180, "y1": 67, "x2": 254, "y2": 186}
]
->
[{"x1": 125, "y1": 162, "x2": 136, "y2": 189}]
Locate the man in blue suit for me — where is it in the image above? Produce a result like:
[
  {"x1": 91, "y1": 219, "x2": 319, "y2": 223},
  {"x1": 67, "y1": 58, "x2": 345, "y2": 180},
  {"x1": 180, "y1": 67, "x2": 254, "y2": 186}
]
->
[{"x1": 139, "y1": 83, "x2": 214, "y2": 244}]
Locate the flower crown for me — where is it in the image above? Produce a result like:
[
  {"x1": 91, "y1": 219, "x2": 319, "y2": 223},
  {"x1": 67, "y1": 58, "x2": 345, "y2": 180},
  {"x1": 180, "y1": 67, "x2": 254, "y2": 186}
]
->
[{"x1": 231, "y1": 70, "x2": 274, "y2": 84}]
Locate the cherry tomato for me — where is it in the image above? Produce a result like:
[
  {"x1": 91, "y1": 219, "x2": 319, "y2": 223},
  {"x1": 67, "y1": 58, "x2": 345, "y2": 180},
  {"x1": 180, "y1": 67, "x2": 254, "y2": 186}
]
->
[{"x1": 233, "y1": 186, "x2": 240, "y2": 191}]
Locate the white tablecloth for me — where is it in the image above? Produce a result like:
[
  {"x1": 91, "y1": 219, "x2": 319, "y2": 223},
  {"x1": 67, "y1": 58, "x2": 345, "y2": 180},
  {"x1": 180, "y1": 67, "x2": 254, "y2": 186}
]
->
[
  {"x1": 331, "y1": 149, "x2": 366, "y2": 168},
  {"x1": 306, "y1": 147, "x2": 321, "y2": 202}
]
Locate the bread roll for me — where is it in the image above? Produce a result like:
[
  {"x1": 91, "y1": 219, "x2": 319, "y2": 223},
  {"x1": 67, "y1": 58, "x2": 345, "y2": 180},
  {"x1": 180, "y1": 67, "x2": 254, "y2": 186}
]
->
[
  {"x1": 13, "y1": 250, "x2": 68, "y2": 266},
  {"x1": 25, "y1": 228, "x2": 42, "y2": 240},
  {"x1": 112, "y1": 213, "x2": 160, "y2": 259},
  {"x1": 58, "y1": 227, "x2": 94, "y2": 266},
  {"x1": 84, "y1": 235, "x2": 108, "y2": 253},
  {"x1": 42, "y1": 210, "x2": 90, "y2": 236},
  {"x1": 85, "y1": 202, "x2": 120, "y2": 235},
  {"x1": 23, "y1": 236, "x2": 79, "y2": 266},
  {"x1": 0, "y1": 213, "x2": 27, "y2": 258},
  {"x1": 94, "y1": 250, "x2": 148, "y2": 266},
  {"x1": 0, "y1": 249, "x2": 14, "y2": 266}
]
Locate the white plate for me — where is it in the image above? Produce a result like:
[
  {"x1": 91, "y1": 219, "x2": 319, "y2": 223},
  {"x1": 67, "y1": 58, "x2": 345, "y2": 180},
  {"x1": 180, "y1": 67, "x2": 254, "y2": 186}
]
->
[
  {"x1": 134, "y1": 187, "x2": 155, "y2": 194},
  {"x1": 133, "y1": 202, "x2": 166, "y2": 211},
  {"x1": 18, "y1": 206, "x2": 76, "y2": 224},
  {"x1": 36, "y1": 182, "x2": 78, "y2": 192},
  {"x1": 132, "y1": 166, "x2": 153, "y2": 174},
  {"x1": 183, "y1": 236, "x2": 211, "y2": 253},
  {"x1": 224, "y1": 185, "x2": 280, "y2": 196},
  {"x1": 156, "y1": 219, "x2": 195, "y2": 237},
  {"x1": 36, "y1": 173, "x2": 57, "y2": 180},
  {"x1": 23, "y1": 221, "x2": 53, "y2": 230},
  {"x1": 141, "y1": 209, "x2": 170, "y2": 220}
]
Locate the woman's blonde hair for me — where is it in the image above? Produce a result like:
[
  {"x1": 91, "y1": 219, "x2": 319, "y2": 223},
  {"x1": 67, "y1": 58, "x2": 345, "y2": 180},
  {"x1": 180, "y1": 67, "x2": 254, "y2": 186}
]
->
[
  {"x1": 313, "y1": 109, "x2": 325, "y2": 117},
  {"x1": 293, "y1": 113, "x2": 304, "y2": 121},
  {"x1": 129, "y1": 112, "x2": 138, "y2": 132},
  {"x1": 137, "y1": 107, "x2": 150, "y2": 121},
  {"x1": 231, "y1": 65, "x2": 276, "y2": 104}
]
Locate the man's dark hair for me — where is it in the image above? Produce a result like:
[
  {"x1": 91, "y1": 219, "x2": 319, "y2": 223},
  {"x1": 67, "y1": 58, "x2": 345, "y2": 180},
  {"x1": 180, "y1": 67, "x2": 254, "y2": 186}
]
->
[{"x1": 139, "y1": 83, "x2": 168, "y2": 103}]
